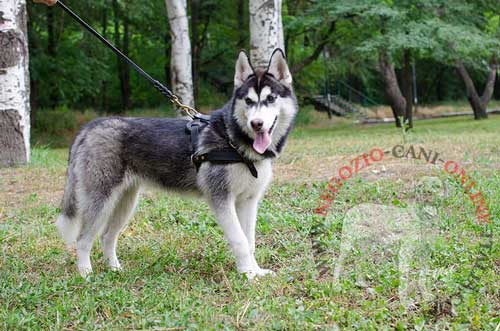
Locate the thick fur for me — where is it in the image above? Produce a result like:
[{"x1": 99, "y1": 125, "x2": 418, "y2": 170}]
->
[{"x1": 57, "y1": 49, "x2": 298, "y2": 279}]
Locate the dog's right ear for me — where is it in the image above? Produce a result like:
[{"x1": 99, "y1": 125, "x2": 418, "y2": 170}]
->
[{"x1": 234, "y1": 50, "x2": 254, "y2": 88}]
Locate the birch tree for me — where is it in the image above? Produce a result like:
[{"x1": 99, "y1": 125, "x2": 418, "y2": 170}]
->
[
  {"x1": 165, "y1": 0, "x2": 194, "y2": 112},
  {"x1": 0, "y1": 0, "x2": 31, "y2": 167},
  {"x1": 249, "y1": 0, "x2": 284, "y2": 68}
]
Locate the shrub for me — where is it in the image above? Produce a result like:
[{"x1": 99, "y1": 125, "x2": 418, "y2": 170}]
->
[{"x1": 35, "y1": 106, "x2": 77, "y2": 135}]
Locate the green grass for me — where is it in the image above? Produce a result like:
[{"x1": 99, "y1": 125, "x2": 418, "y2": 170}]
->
[{"x1": 1, "y1": 115, "x2": 500, "y2": 330}]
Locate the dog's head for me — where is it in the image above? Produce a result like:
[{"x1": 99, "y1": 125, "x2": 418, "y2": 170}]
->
[{"x1": 232, "y1": 49, "x2": 297, "y2": 154}]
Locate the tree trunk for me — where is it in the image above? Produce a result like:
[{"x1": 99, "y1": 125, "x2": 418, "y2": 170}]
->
[
  {"x1": 112, "y1": 0, "x2": 131, "y2": 112},
  {"x1": 456, "y1": 58, "x2": 497, "y2": 120},
  {"x1": 494, "y1": 69, "x2": 500, "y2": 100},
  {"x1": 435, "y1": 68, "x2": 444, "y2": 101},
  {"x1": 378, "y1": 51, "x2": 405, "y2": 128},
  {"x1": 237, "y1": 0, "x2": 245, "y2": 47},
  {"x1": 480, "y1": 58, "x2": 497, "y2": 108},
  {"x1": 190, "y1": 0, "x2": 200, "y2": 106},
  {"x1": 27, "y1": 2, "x2": 37, "y2": 127},
  {"x1": 165, "y1": 0, "x2": 194, "y2": 114},
  {"x1": 0, "y1": 0, "x2": 31, "y2": 167},
  {"x1": 47, "y1": 5, "x2": 57, "y2": 108},
  {"x1": 284, "y1": 0, "x2": 302, "y2": 67},
  {"x1": 121, "y1": 6, "x2": 131, "y2": 110},
  {"x1": 401, "y1": 49, "x2": 413, "y2": 129},
  {"x1": 249, "y1": 0, "x2": 284, "y2": 68},
  {"x1": 112, "y1": 0, "x2": 122, "y2": 112},
  {"x1": 101, "y1": 4, "x2": 109, "y2": 112},
  {"x1": 164, "y1": 32, "x2": 171, "y2": 86}
]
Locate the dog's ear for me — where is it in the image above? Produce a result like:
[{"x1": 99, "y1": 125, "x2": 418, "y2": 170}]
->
[
  {"x1": 234, "y1": 50, "x2": 254, "y2": 88},
  {"x1": 266, "y1": 49, "x2": 292, "y2": 85}
]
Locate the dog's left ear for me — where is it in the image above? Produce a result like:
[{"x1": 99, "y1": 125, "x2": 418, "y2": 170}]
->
[
  {"x1": 234, "y1": 50, "x2": 254, "y2": 88},
  {"x1": 266, "y1": 49, "x2": 292, "y2": 85}
]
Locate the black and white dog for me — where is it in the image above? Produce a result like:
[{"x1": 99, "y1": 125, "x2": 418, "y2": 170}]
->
[{"x1": 56, "y1": 49, "x2": 298, "y2": 280}]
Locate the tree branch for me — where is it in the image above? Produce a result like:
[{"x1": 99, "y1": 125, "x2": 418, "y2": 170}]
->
[
  {"x1": 290, "y1": 20, "x2": 336, "y2": 74},
  {"x1": 480, "y1": 56, "x2": 498, "y2": 106},
  {"x1": 456, "y1": 59, "x2": 480, "y2": 102}
]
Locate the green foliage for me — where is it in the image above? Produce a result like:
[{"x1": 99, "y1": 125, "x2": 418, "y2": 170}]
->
[
  {"x1": 35, "y1": 106, "x2": 77, "y2": 135},
  {"x1": 27, "y1": 0, "x2": 500, "y2": 114},
  {"x1": 294, "y1": 105, "x2": 313, "y2": 126},
  {"x1": 327, "y1": 0, "x2": 500, "y2": 68}
]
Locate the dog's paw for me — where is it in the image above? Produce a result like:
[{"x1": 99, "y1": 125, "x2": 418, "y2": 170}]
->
[
  {"x1": 78, "y1": 265, "x2": 93, "y2": 278},
  {"x1": 243, "y1": 268, "x2": 275, "y2": 281},
  {"x1": 109, "y1": 265, "x2": 123, "y2": 272},
  {"x1": 106, "y1": 258, "x2": 122, "y2": 271}
]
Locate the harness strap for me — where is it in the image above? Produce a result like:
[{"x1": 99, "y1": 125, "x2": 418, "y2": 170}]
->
[
  {"x1": 192, "y1": 149, "x2": 258, "y2": 178},
  {"x1": 190, "y1": 122, "x2": 201, "y2": 150},
  {"x1": 186, "y1": 116, "x2": 210, "y2": 150},
  {"x1": 186, "y1": 118, "x2": 259, "y2": 178}
]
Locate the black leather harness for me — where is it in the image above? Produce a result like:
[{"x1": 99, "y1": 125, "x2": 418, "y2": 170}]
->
[{"x1": 186, "y1": 115, "x2": 260, "y2": 178}]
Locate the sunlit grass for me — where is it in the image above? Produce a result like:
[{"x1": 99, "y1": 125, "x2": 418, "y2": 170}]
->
[{"x1": 1, "y1": 115, "x2": 499, "y2": 330}]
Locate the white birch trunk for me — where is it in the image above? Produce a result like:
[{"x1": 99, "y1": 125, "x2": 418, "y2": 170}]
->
[
  {"x1": 0, "y1": 0, "x2": 30, "y2": 167},
  {"x1": 165, "y1": 0, "x2": 194, "y2": 114},
  {"x1": 249, "y1": 0, "x2": 284, "y2": 68}
]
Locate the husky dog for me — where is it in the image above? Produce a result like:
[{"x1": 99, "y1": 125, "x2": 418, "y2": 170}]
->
[{"x1": 56, "y1": 49, "x2": 298, "y2": 280}]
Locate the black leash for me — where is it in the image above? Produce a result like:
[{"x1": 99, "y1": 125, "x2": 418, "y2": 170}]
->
[
  {"x1": 56, "y1": 0, "x2": 199, "y2": 118},
  {"x1": 54, "y1": 1, "x2": 262, "y2": 177}
]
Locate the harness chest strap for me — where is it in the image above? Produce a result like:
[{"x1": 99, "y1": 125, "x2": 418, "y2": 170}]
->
[
  {"x1": 186, "y1": 118, "x2": 260, "y2": 178},
  {"x1": 192, "y1": 149, "x2": 259, "y2": 178}
]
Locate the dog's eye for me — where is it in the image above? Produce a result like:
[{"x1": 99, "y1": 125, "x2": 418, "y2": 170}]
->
[
  {"x1": 266, "y1": 94, "x2": 276, "y2": 103},
  {"x1": 245, "y1": 98, "x2": 254, "y2": 106}
]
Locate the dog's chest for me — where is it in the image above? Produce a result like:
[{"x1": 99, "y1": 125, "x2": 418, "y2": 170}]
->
[{"x1": 226, "y1": 159, "x2": 273, "y2": 198}]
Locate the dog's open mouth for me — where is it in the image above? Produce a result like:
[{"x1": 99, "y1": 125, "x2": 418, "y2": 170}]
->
[{"x1": 253, "y1": 116, "x2": 277, "y2": 154}]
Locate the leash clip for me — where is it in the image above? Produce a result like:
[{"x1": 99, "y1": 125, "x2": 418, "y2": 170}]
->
[{"x1": 170, "y1": 95, "x2": 199, "y2": 119}]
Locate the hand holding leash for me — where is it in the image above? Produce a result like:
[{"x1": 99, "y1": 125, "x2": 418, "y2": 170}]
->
[{"x1": 34, "y1": 0, "x2": 58, "y2": 6}]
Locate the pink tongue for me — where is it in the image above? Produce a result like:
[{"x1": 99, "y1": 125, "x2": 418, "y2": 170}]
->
[{"x1": 253, "y1": 131, "x2": 271, "y2": 154}]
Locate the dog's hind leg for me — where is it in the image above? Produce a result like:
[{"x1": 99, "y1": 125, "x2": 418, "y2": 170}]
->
[
  {"x1": 75, "y1": 192, "x2": 121, "y2": 277},
  {"x1": 100, "y1": 185, "x2": 140, "y2": 270}
]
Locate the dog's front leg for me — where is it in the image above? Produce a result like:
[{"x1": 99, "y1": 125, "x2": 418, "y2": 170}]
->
[
  {"x1": 210, "y1": 198, "x2": 272, "y2": 280},
  {"x1": 235, "y1": 196, "x2": 259, "y2": 256}
]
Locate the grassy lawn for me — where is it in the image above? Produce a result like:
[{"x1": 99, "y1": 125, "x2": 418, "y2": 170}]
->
[{"x1": 1, "y1": 115, "x2": 499, "y2": 330}]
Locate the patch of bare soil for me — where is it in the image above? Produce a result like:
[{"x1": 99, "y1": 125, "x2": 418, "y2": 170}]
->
[
  {"x1": 0, "y1": 166, "x2": 66, "y2": 219},
  {"x1": 274, "y1": 143, "x2": 500, "y2": 184},
  {"x1": 363, "y1": 104, "x2": 485, "y2": 120}
]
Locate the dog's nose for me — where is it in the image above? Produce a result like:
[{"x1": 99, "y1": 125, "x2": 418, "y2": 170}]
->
[{"x1": 251, "y1": 119, "x2": 264, "y2": 131}]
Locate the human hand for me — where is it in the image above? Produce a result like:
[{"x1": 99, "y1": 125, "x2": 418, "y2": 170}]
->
[{"x1": 33, "y1": 0, "x2": 58, "y2": 6}]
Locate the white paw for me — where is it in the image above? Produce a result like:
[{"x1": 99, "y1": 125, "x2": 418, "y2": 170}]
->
[
  {"x1": 107, "y1": 258, "x2": 122, "y2": 271},
  {"x1": 78, "y1": 264, "x2": 93, "y2": 278},
  {"x1": 243, "y1": 268, "x2": 275, "y2": 281},
  {"x1": 110, "y1": 265, "x2": 123, "y2": 272},
  {"x1": 109, "y1": 263, "x2": 123, "y2": 272}
]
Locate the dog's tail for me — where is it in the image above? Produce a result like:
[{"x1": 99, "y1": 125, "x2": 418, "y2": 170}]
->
[
  {"x1": 57, "y1": 131, "x2": 84, "y2": 247},
  {"x1": 57, "y1": 171, "x2": 81, "y2": 247},
  {"x1": 56, "y1": 214, "x2": 81, "y2": 247}
]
